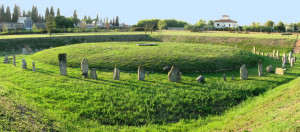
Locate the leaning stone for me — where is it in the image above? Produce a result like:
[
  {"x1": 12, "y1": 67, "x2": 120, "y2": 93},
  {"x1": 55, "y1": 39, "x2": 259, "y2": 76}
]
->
[
  {"x1": 240, "y1": 64, "x2": 248, "y2": 80},
  {"x1": 261, "y1": 52, "x2": 264, "y2": 56},
  {"x1": 275, "y1": 68, "x2": 284, "y2": 75},
  {"x1": 252, "y1": 47, "x2": 256, "y2": 54},
  {"x1": 196, "y1": 75, "x2": 205, "y2": 83},
  {"x1": 288, "y1": 52, "x2": 292, "y2": 63},
  {"x1": 223, "y1": 73, "x2": 226, "y2": 81},
  {"x1": 258, "y1": 60, "x2": 263, "y2": 76},
  {"x1": 168, "y1": 66, "x2": 181, "y2": 82},
  {"x1": 81, "y1": 59, "x2": 89, "y2": 78},
  {"x1": 291, "y1": 58, "x2": 294, "y2": 67},
  {"x1": 2, "y1": 55, "x2": 9, "y2": 63},
  {"x1": 282, "y1": 53, "x2": 287, "y2": 63},
  {"x1": 272, "y1": 50, "x2": 276, "y2": 58},
  {"x1": 266, "y1": 65, "x2": 273, "y2": 73},
  {"x1": 231, "y1": 76, "x2": 234, "y2": 80},
  {"x1": 113, "y1": 67, "x2": 120, "y2": 80},
  {"x1": 138, "y1": 65, "x2": 146, "y2": 81},
  {"x1": 22, "y1": 48, "x2": 27, "y2": 54},
  {"x1": 32, "y1": 61, "x2": 36, "y2": 71},
  {"x1": 90, "y1": 68, "x2": 97, "y2": 79},
  {"x1": 276, "y1": 50, "x2": 279, "y2": 59},
  {"x1": 58, "y1": 54, "x2": 67, "y2": 76},
  {"x1": 22, "y1": 59, "x2": 27, "y2": 69},
  {"x1": 282, "y1": 60, "x2": 286, "y2": 68},
  {"x1": 13, "y1": 55, "x2": 16, "y2": 66}
]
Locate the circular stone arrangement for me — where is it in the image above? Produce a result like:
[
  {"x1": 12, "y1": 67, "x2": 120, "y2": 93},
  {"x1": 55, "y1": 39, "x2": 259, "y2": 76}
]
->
[{"x1": 32, "y1": 42, "x2": 259, "y2": 72}]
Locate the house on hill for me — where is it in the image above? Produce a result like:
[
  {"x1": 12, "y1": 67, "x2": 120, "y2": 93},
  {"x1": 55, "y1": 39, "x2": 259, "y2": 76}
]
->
[{"x1": 214, "y1": 15, "x2": 238, "y2": 28}]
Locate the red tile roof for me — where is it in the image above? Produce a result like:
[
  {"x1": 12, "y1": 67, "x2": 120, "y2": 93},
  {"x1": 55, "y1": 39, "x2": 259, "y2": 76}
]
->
[{"x1": 214, "y1": 19, "x2": 237, "y2": 23}]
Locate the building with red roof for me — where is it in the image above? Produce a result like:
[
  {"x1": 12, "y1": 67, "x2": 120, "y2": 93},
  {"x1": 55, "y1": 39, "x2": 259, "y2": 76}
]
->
[{"x1": 214, "y1": 15, "x2": 238, "y2": 28}]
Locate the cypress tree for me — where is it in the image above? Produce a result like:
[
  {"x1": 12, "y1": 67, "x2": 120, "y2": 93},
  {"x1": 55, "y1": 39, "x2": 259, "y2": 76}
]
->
[
  {"x1": 22, "y1": 10, "x2": 26, "y2": 16},
  {"x1": 112, "y1": 17, "x2": 115, "y2": 26},
  {"x1": 96, "y1": 14, "x2": 99, "y2": 22},
  {"x1": 12, "y1": 4, "x2": 20, "y2": 22},
  {"x1": 50, "y1": 6, "x2": 54, "y2": 16},
  {"x1": 45, "y1": 7, "x2": 49, "y2": 19},
  {"x1": 57, "y1": 8, "x2": 60, "y2": 16},
  {"x1": 5, "y1": 6, "x2": 11, "y2": 22},
  {"x1": 116, "y1": 16, "x2": 119, "y2": 26},
  {"x1": 73, "y1": 10, "x2": 77, "y2": 18},
  {"x1": 84, "y1": 15, "x2": 87, "y2": 20},
  {"x1": 31, "y1": 6, "x2": 39, "y2": 23},
  {"x1": 0, "y1": 5, "x2": 5, "y2": 22}
]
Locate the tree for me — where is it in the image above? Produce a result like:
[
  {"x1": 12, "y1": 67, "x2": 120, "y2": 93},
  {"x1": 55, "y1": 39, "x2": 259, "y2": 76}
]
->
[
  {"x1": 5, "y1": 6, "x2": 11, "y2": 22},
  {"x1": 265, "y1": 20, "x2": 274, "y2": 28},
  {"x1": 55, "y1": 15, "x2": 74, "y2": 28},
  {"x1": 112, "y1": 17, "x2": 115, "y2": 26},
  {"x1": 84, "y1": 15, "x2": 87, "y2": 20},
  {"x1": 57, "y1": 8, "x2": 60, "y2": 16},
  {"x1": 50, "y1": 6, "x2": 55, "y2": 17},
  {"x1": 96, "y1": 14, "x2": 99, "y2": 22},
  {"x1": 158, "y1": 20, "x2": 167, "y2": 31},
  {"x1": 22, "y1": 10, "x2": 26, "y2": 16},
  {"x1": 45, "y1": 7, "x2": 49, "y2": 19},
  {"x1": 276, "y1": 21, "x2": 285, "y2": 32},
  {"x1": 45, "y1": 15, "x2": 56, "y2": 36},
  {"x1": 73, "y1": 10, "x2": 77, "y2": 19},
  {"x1": 31, "y1": 6, "x2": 39, "y2": 22},
  {"x1": 207, "y1": 20, "x2": 214, "y2": 30},
  {"x1": 105, "y1": 18, "x2": 109, "y2": 30},
  {"x1": 12, "y1": 4, "x2": 20, "y2": 22},
  {"x1": 26, "y1": 11, "x2": 31, "y2": 18},
  {"x1": 80, "y1": 21, "x2": 86, "y2": 31},
  {"x1": 2, "y1": 24, "x2": 8, "y2": 33},
  {"x1": 115, "y1": 16, "x2": 119, "y2": 26},
  {"x1": 195, "y1": 19, "x2": 206, "y2": 27},
  {"x1": 136, "y1": 19, "x2": 160, "y2": 30},
  {"x1": 32, "y1": 24, "x2": 38, "y2": 32},
  {"x1": 0, "y1": 5, "x2": 5, "y2": 22}
]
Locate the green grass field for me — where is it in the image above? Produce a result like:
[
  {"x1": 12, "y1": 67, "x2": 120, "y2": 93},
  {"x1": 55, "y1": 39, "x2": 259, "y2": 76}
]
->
[
  {"x1": 0, "y1": 43, "x2": 299, "y2": 131},
  {"x1": 31, "y1": 42, "x2": 258, "y2": 72},
  {"x1": 0, "y1": 30, "x2": 297, "y2": 40}
]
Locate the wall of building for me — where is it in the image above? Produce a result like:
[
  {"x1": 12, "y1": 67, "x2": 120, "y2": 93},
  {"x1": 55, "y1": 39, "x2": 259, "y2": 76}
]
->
[{"x1": 214, "y1": 22, "x2": 238, "y2": 28}]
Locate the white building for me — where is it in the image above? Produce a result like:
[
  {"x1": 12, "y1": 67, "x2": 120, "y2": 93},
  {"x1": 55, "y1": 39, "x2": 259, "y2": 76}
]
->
[
  {"x1": 17, "y1": 17, "x2": 33, "y2": 29},
  {"x1": 214, "y1": 15, "x2": 238, "y2": 28}
]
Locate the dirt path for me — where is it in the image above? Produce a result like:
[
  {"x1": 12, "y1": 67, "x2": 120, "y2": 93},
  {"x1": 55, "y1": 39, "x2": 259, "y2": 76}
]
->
[{"x1": 294, "y1": 40, "x2": 300, "y2": 54}]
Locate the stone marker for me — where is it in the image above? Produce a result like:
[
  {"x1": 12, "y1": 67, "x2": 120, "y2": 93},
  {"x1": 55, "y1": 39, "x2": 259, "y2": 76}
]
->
[
  {"x1": 288, "y1": 52, "x2": 292, "y2": 63},
  {"x1": 58, "y1": 54, "x2": 67, "y2": 76},
  {"x1": 22, "y1": 59, "x2": 27, "y2": 69},
  {"x1": 81, "y1": 59, "x2": 89, "y2": 78},
  {"x1": 240, "y1": 64, "x2": 248, "y2": 80},
  {"x1": 128, "y1": 72, "x2": 131, "y2": 76},
  {"x1": 138, "y1": 65, "x2": 146, "y2": 81},
  {"x1": 146, "y1": 71, "x2": 149, "y2": 77},
  {"x1": 231, "y1": 76, "x2": 234, "y2": 80},
  {"x1": 32, "y1": 61, "x2": 36, "y2": 71},
  {"x1": 282, "y1": 60, "x2": 286, "y2": 68},
  {"x1": 113, "y1": 67, "x2": 120, "y2": 80},
  {"x1": 257, "y1": 51, "x2": 260, "y2": 55},
  {"x1": 223, "y1": 73, "x2": 226, "y2": 81},
  {"x1": 235, "y1": 45, "x2": 238, "y2": 48},
  {"x1": 261, "y1": 52, "x2": 264, "y2": 56},
  {"x1": 3, "y1": 55, "x2": 9, "y2": 63},
  {"x1": 272, "y1": 50, "x2": 276, "y2": 58},
  {"x1": 252, "y1": 47, "x2": 256, "y2": 54},
  {"x1": 276, "y1": 50, "x2": 279, "y2": 59},
  {"x1": 266, "y1": 65, "x2": 273, "y2": 73},
  {"x1": 163, "y1": 66, "x2": 171, "y2": 71},
  {"x1": 275, "y1": 68, "x2": 284, "y2": 75},
  {"x1": 22, "y1": 48, "x2": 27, "y2": 54},
  {"x1": 168, "y1": 66, "x2": 181, "y2": 82},
  {"x1": 267, "y1": 52, "x2": 270, "y2": 57},
  {"x1": 196, "y1": 75, "x2": 205, "y2": 83},
  {"x1": 258, "y1": 60, "x2": 263, "y2": 76},
  {"x1": 291, "y1": 58, "x2": 294, "y2": 67},
  {"x1": 90, "y1": 68, "x2": 97, "y2": 79},
  {"x1": 13, "y1": 55, "x2": 16, "y2": 66},
  {"x1": 282, "y1": 53, "x2": 287, "y2": 64}
]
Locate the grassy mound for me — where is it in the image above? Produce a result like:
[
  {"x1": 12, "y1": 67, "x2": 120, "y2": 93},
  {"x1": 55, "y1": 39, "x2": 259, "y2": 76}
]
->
[
  {"x1": 31, "y1": 42, "x2": 258, "y2": 72},
  {"x1": 0, "y1": 54, "x2": 299, "y2": 130}
]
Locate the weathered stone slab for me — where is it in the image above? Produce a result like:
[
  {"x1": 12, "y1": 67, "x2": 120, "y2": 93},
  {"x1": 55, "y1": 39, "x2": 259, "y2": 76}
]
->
[
  {"x1": 272, "y1": 50, "x2": 276, "y2": 58},
  {"x1": 90, "y1": 68, "x2": 97, "y2": 79},
  {"x1": 163, "y1": 66, "x2": 171, "y2": 71},
  {"x1": 276, "y1": 50, "x2": 279, "y2": 59},
  {"x1": 22, "y1": 48, "x2": 27, "y2": 54},
  {"x1": 275, "y1": 68, "x2": 284, "y2": 75},
  {"x1": 258, "y1": 60, "x2": 263, "y2": 76},
  {"x1": 231, "y1": 76, "x2": 234, "y2": 80},
  {"x1": 288, "y1": 52, "x2": 292, "y2": 63},
  {"x1": 266, "y1": 65, "x2": 273, "y2": 73},
  {"x1": 22, "y1": 59, "x2": 27, "y2": 69},
  {"x1": 136, "y1": 43, "x2": 156, "y2": 46},
  {"x1": 113, "y1": 67, "x2": 120, "y2": 80},
  {"x1": 252, "y1": 47, "x2": 256, "y2": 54},
  {"x1": 291, "y1": 58, "x2": 294, "y2": 67},
  {"x1": 240, "y1": 64, "x2": 248, "y2": 80},
  {"x1": 282, "y1": 53, "x2": 287, "y2": 63},
  {"x1": 223, "y1": 73, "x2": 226, "y2": 81},
  {"x1": 282, "y1": 60, "x2": 286, "y2": 68},
  {"x1": 3, "y1": 55, "x2": 9, "y2": 63},
  {"x1": 81, "y1": 59, "x2": 89, "y2": 78},
  {"x1": 196, "y1": 75, "x2": 205, "y2": 83},
  {"x1": 58, "y1": 54, "x2": 67, "y2": 76},
  {"x1": 32, "y1": 61, "x2": 36, "y2": 71},
  {"x1": 13, "y1": 55, "x2": 16, "y2": 66},
  {"x1": 138, "y1": 65, "x2": 146, "y2": 81},
  {"x1": 168, "y1": 66, "x2": 181, "y2": 82}
]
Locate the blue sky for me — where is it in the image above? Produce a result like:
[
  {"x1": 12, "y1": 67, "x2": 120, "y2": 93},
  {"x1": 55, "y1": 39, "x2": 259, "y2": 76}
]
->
[{"x1": 1, "y1": 0, "x2": 299, "y2": 25}]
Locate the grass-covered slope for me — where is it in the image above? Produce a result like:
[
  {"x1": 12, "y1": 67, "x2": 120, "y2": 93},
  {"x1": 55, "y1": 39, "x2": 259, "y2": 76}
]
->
[
  {"x1": 31, "y1": 42, "x2": 258, "y2": 72},
  {"x1": 0, "y1": 53, "x2": 299, "y2": 130}
]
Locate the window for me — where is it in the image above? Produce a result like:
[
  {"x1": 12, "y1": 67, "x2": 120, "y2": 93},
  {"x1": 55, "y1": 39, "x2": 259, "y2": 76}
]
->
[
  {"x1": 229, "y1": 24, "x2": 231, "y2": 27},
  {"x1": 217, "y1": 24, "x2": 220, "y2": 27}
]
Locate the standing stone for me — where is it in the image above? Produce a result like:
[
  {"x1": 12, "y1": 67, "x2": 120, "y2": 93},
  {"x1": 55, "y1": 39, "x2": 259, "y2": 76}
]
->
[
  {"x1": 58, "y1": 54, "x2": 67, "y2": 76},
  {"x1": 240, "y1": 64, "x2": 248, "y2": 80},
  {"x1": 146, "y1": 71, "x2": 149, "y2": 77},
  {"x1": 290, "y1": 58, "x2": 294, "y2": 67},
  {"x1": 113, "y1": 67, "x2": 120, "y2": 80},
  {"x1": 235, "y1": 45, "x2": 238, "y2": 48},
  {"x1": 231, "y1": 76, "x2": 234, "y2": 80},
  {"x1": 267, "y1": 52, "x2": 270, "y2": 57},
  {"x1": 22, "y1": 59, "x2": 27, "y2": 69},
  {"x1": 282, "y1": 53, "x2": 287, "y2": 64},
  {"x1": 272, "y1": 50, "x2": 276, "y2": 58},
  {"x1": 196, "y1": 75, "x2": 205, "y2": 83},
  {"x1": 32, "y1": 61, "x2": 36, "y2": 71},
  {"x1": 22, "y1": 48, "x2": 27, "y2": 54},
  {"x1": 266, "y1": 65, "x2": 273, "y2": 73},
  {"x1": 276, "y1": 50, "x2": 279, "y2": 59},
  {"x1": 261, "y1": 52, "x2": 264, "y2": 56},
  {"x1": 223, "y1": 73, "x2": 226, "y2": 81},
  {"x1": 90, "y1": 68, "x2": 97, "y2": 79},
  {"x1": 257, "y1": 51, "x2": 260, "y2": 55},
  {"x1": 138, "y1": 65, "x2": 146, "y2": 81},
  {"x1": 252, "y1": 47, "x2": 256, "y2": 54},
  {"x1": 275, "y1": 68, "x2": 285, "y2": 75},
  {"x1": 81, "y1": 59, "x2": 89, "y2": 78},
  {"x1": 2, "y1": 55, "x2": 9, "y2": 63},
  {"x1": 258, "y1": 60, "x2": 263, "y2": 76},
  {"x1": 282, "y1": 60, "x2": 286, "y2": 68},
  {"x1": 288, "y1": 52, "x2": 292, "y2": 63},
  {"x1": 13, "y1": 55, "x2": 16, "y2": 66},
  {"x1": 168, "y1": 66, "x2": 181, "y2": 82}
]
